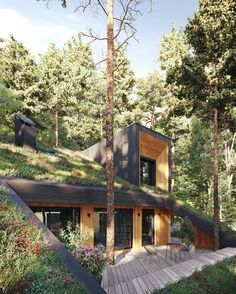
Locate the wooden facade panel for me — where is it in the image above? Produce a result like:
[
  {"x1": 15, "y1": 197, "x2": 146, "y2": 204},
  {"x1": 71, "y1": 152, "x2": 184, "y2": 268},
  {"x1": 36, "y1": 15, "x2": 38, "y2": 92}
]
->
[
  {"x1": 155, "y1": 208, "x2": 171, "y2": 245},
  {"x1": 133, "y1": 207, "x2": 142, "y2": 249},
  {"x1": 194, "y1": 227, "x2": 214, "y2": 249},
  {"x1": 156, "y1": 146, "x2": 169, "y2": 191},
  {"x1": 139, "y1": 131, "x2": 169, "y2": 191},
  {"x1": 81, "y1": 206, "x2": 94, "y2": 246}
]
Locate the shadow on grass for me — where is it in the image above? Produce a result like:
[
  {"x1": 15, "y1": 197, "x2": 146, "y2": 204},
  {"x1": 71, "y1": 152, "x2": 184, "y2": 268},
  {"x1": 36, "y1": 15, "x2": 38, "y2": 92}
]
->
[{"x1": 0, "y1": 147, "x2": 48, "y2": 179}]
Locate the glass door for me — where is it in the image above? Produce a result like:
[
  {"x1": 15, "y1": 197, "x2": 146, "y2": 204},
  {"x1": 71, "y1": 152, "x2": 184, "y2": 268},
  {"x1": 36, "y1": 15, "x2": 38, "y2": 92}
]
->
[
  {"x1": 115, "y1": 209, "x2": 133, "y2": 249},
  {"x1": 142, "y1": 209, "x2": 154, "y2": 246}
]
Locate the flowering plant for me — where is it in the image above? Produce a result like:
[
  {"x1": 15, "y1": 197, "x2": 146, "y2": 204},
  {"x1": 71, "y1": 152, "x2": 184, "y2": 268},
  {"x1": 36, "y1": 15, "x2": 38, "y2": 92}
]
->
[{"x1": 74, "y1": 244, "x2": 108, "y2": 281}]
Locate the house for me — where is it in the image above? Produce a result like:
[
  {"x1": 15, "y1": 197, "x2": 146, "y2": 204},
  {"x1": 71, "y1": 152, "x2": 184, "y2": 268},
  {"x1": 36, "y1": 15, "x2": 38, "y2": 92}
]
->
[
  {"x1": 83, "y1": 123, "x2": 171, "y2": 191},
  {"x1": 5, "y1": 123, "x2": 236, "y2": 251}
]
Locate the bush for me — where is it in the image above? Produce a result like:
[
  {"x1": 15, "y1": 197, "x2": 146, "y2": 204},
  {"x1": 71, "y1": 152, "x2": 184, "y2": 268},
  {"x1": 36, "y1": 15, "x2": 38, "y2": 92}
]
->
[
  {"x1": 59, "y1": 222, "x2": 90, "y2": 252},
  {"x1": 74, "y1": 244, "x2": 108, "y2": 282},
  {"x1": 180, "y1": 217, "x2": 196, "y2": 246},
  {"x1": 0, "y1": 186, "x2": 87, "y2": 294}
]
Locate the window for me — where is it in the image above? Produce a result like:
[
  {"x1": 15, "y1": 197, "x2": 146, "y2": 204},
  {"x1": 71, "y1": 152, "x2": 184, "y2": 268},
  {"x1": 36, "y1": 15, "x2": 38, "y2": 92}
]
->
[
  {"x1": 94, "y1": 208, "x2": 133, "y2": 249},
  {"x1": 94, "y1": 208, "x2": 107, "y2": 247},
  {"x1": 140, "y1": 157, "x2": 156, "y2": 186},
  {"x1": 142, "y1": 209, "x2": 154, "y2": 246},
  {"x1": 115, "y1": 209, "x2": 133, "y2": 249},
  {"x1": 31, "y1": 207, "x2": 80, "y2": 237}
]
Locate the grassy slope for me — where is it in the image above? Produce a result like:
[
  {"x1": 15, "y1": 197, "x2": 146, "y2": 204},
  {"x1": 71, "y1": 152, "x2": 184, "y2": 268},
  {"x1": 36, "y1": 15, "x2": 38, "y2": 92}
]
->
[
  {"x1": 155, "y1": 256, "x2": 236, "y2": 294},
  {"x1": 0, "y1": 143, "x2": 139, "y2": 190},
  {"x1": 0, "y1": 186, "x2": 87, "y2": 293}
]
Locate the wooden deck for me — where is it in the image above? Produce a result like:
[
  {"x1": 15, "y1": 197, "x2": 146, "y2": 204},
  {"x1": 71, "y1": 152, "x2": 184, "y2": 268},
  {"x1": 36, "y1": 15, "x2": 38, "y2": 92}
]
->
[{"x1": 101, "y1": 246, "x2": 236, "y2": 293}]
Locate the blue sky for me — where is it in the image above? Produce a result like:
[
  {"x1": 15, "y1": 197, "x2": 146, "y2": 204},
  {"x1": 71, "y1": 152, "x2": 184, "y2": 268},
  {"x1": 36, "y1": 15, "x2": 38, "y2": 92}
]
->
[{"x1": 0, "y1": 0, "x2": 198, "y2": 77}]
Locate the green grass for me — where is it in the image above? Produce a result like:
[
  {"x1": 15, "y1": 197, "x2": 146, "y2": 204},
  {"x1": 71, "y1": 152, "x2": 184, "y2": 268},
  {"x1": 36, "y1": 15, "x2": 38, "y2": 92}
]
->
[
  {"x1": 0, "y1": 185, "x2": 88, "y2": 294},
  {"x1": 0, "y1": 142, "x2": 140, "y2": 190},
  {"x1": 155, "y1": 256, "x2": 236, "y2": 294}
]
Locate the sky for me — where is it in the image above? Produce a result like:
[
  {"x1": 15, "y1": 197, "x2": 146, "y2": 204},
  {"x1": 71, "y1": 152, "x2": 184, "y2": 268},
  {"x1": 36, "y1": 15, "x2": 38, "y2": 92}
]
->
[{"x1": 0, "y1": 0, "x2": 199, "y2": 77}]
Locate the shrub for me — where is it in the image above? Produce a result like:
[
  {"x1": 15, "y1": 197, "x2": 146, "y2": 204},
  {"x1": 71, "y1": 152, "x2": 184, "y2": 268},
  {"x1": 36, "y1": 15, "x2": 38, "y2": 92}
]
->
[
  {"x1": 0, "y1": 186, "x2": 87, "y2": 293},
  {"x1": 74, "y1": 244, "x2": 108, "y2": 282},
  {"x1": 180, "y1": 216, "x2": 196, "y2": 246},
  {"x1": 59, "y1": 222, "x2": 90, "y2": 252}
]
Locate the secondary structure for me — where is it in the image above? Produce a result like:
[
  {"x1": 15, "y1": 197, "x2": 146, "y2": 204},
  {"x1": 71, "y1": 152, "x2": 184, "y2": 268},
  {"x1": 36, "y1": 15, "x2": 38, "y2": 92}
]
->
[{"x1": 83, "y1": 123, "x2": 171, "y2": 191}]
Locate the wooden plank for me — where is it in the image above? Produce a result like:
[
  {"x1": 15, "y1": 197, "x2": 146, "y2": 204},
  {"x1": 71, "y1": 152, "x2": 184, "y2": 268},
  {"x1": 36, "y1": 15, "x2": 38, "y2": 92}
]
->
[
  {"x1": 107, "y1": 266, "x2": 115, "y2": 287},
  {"x1": 125, "y1": 262, "x2": 137, "y2": 280},
  {"x1": 118, "y1": 264, "x2": 129, "y2": 283},
  {"x1": 163, "y1": 267, "x2": 180, "y2": 282},
  {"x1": 197, "y1": 255, "x2": 216, "y2": 265},
  {"x1": 108, "y1": 286, "x2": 116, "y2": 294},
  {"x1": 207, "y1": 252, "x2": 225, "y2": 262},
  {"x1": 132, "y1": 259, "x2": 149, "y2": 276},
  {"x1": 114, "y1": 266, "x2": 124, "y2": 284},
  {"x1": 170, "y1": 265, "x2": 189, "y2": 277},
  {"x1": 151, "y1": 271, "x2": 170, "y2": 288},
  {"x1": 102, "y1": 268, "x2": 109, "y2": 289},
  {"x1": 132, "y1": 278, "x2": 144, "y2": 294},
  {"x1": 126, "y1": 280, "x2": 138, "y2": 294},
  {"x1": 114, "y1": 284, "x2": 123, "y2": 294},
  {"x1": 136, "y1": 276, "x2": 151, "y2": 294},
  {"x1": 216, "y1": 249, "x2": 235, "y2": 257},
  {"x1": 142, "y1": 275, "x2": 156, "y2": 293},
  {"x1": 111, "y1": 266, "x2": 120, "y2": 285},
  {"x1": 145, "y1": 272, "x2": 161, "y2": 290},
  {"x1": 149, "y1": 272, "x2": 165, "y2": 289},
  {"x1": 119, "y1": 282, "x2": 130, "y2": 294},
  {"x1": 174, "y1": 264, "x2": 193, "y2": 277}
]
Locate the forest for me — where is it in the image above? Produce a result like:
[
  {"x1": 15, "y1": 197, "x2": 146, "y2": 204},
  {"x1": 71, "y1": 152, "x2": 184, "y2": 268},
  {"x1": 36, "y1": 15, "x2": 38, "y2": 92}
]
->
[{"x1": 0, "y1": 0, "x2": 235, "y2": 230}]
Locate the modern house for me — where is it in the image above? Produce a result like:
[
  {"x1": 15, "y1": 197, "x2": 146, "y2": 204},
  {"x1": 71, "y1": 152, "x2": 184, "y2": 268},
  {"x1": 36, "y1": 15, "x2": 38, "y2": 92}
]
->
[
  {"x1": 5, "y1": 123, "x2": 236, "y2": 251},
  {"x1": 83, "y1": 123, "x2": 171, "y2": 192}
]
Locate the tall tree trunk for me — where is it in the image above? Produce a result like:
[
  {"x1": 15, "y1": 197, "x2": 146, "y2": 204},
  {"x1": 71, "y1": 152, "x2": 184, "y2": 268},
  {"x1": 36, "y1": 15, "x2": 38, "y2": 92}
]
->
[
  {"x1": 106, "y1": 0, "x2": 115, "y2": 264},
  {"x1": 55, "y1": 109, "x2": 59, "y2": 147},
  {"x1": 213, "y1": 108, "x2": 220, "y2": 250}
]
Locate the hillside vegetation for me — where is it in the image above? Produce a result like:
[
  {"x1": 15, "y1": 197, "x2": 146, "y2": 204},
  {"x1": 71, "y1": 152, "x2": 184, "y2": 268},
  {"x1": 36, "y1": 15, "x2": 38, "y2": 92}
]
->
[
  {"x1": 0, "y1": 186, "x2": 87, "y2": 293},
  {"x1": 0, "y1": 143, "x2": 139, "y2": 191}
]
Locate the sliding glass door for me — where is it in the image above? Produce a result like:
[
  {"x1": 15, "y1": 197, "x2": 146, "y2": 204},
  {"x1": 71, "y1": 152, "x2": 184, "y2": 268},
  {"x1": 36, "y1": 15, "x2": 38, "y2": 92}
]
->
[
  {"x1": 94, "y1": 208, "x2": 133, "y2": 249},
  {"x1": 115, "y1": 209, "x2": 133, "y2": 249}
]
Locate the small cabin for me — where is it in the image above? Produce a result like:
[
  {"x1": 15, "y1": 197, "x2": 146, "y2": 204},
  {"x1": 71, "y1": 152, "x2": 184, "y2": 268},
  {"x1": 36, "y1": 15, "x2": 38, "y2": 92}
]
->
[{"x1": 83, "y1": 123, "x2": 171, "y2": 191}]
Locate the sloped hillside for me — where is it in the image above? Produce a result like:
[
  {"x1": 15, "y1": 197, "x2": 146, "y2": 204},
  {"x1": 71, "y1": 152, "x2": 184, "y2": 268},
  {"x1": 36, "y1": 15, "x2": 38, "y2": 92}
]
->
[{"x1": 0, "y1": 143, "x2": 139, "y2": 190}]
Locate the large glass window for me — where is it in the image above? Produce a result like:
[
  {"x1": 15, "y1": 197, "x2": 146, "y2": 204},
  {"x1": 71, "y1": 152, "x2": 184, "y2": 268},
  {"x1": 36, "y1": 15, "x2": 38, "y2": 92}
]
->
[
  {"x1": 31, "y1": 207, "x2": 80, "y2": 237},
  {"x1": 115, "y1": 209, "x2": 133, "y2": 249},
  {"x1": 94, "y1": 208, "x2": 107, "y2": 247},
  {"x1": 94, "y1": 208, "x2": 133, "y2": 249},
  {"x1": 142, "y1": 209, "x2": 154, "y2": 246},
  {"x1": 140, "y1": 157, "x2": 156, "y2": 186}
]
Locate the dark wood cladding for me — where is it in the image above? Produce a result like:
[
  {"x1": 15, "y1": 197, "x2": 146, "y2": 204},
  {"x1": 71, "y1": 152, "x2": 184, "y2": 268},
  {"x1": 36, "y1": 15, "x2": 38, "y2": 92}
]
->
[
  {"x1": 83, "y1": 123, "x2": 171, "y2": 189},
  {"x1": 7, "y1": 178, "x2": 165, "y2": 207}
]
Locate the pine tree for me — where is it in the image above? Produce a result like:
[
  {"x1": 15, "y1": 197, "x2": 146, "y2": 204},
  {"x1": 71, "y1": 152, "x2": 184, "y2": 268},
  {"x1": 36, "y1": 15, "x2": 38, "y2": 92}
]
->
[
  {"x1": 0, "y1": 35, "x2": 41, "y2": 116},
  {"x1": 135, "y1": 71, "x2": 167, "y2": 129},
  {"x1": 159, "y1": 0, "x2": 236, "y2": 249},
  {"x1": 39, "y1": 43, "x2": 65, "y2": 147},
  {"x1": 62, "y1": 36, "x2": 101, "y2": 148}
]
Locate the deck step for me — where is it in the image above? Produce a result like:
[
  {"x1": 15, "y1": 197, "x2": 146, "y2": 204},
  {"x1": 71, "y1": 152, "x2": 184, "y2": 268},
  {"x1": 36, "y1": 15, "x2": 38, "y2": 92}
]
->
[{"x1": 103, "y1": 247, "x2": 236, "y2": 293}]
